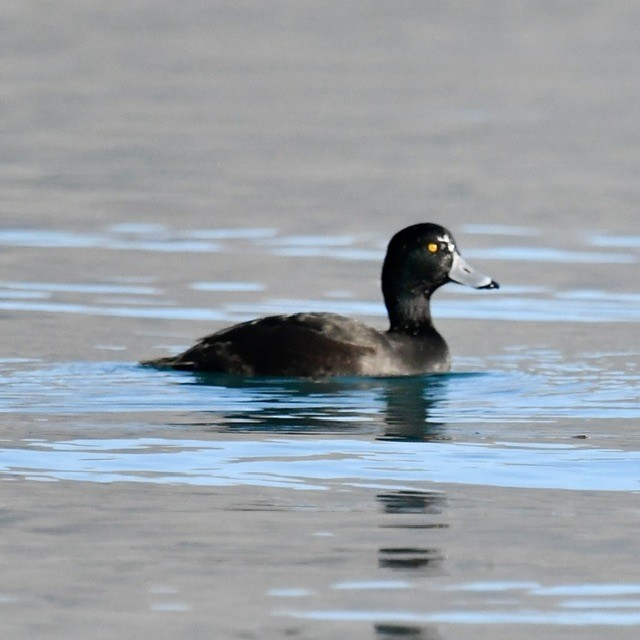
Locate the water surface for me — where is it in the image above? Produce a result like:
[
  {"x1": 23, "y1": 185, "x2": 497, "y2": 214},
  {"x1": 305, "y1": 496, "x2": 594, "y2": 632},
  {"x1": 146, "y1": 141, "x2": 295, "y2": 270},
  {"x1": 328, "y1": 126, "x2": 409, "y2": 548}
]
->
[{"x1": 2, "y1": 2, "x2": 640, "y2": 639}]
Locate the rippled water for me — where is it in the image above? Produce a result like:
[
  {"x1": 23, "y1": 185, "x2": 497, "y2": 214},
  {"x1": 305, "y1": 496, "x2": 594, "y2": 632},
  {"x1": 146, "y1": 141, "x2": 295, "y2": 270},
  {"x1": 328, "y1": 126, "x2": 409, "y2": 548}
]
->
[
  {"x1": 4, "y1": 436, "x2": 640, "y2": 492},
  {"x1": 1, "y1": 349, "x2": 639, "y2": 424},
  {"x1": 1, "y1": 221, "x2": 639, "y2": 637}
]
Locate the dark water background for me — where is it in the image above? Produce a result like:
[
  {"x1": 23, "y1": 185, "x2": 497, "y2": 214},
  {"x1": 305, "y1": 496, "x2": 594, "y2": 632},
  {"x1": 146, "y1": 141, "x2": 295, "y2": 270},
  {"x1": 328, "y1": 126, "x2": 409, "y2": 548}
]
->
[{"x1": 1, "y1": 2, "x2": 640, "y2": 639}]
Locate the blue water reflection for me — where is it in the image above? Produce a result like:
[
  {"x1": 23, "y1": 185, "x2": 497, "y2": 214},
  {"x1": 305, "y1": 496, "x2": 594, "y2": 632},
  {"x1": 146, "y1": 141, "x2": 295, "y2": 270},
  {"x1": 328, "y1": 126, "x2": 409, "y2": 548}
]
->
[
  {"x1": 2, "y1": 436, "x2": 639, "y2": 491},
  {"x1": 0, "y1": 358, "x2": 638, "y2": 428},
  {"x1": 0, "y1": 361, "x2": 454, "y2": 437},
  {"x1": 0, "y1": 359, "x2": 638, "y2": 491}
]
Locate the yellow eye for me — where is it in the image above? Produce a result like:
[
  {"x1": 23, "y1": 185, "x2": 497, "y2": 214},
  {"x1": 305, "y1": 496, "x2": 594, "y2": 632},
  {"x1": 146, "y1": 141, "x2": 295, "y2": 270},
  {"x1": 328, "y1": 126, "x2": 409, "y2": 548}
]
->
[{"x1": 427, "y1": 243, "x2": 439, "y2": 253}]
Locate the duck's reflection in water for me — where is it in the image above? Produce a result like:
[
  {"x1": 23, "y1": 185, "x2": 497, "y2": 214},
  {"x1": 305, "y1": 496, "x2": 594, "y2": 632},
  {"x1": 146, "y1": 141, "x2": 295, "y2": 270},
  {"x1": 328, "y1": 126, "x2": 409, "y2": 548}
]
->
[
  {"x1": 375, "y1": 486, "x2": 448, "y2": 639},
  {"x1": 375, "y1": 624, "x2": 445, "y2": 640},
  {"x1": 181, "y1": 371, "x2": 454, "y2": 640},
  {"x1": 376, "y1": 375, "x2": 448, "y2": 442},
  {"x1": 377, "y1": 490, "x2": 446, "y2": 517},
  {"x1": 182, "y1": 372, "x2": 455, "y2": 440},
  {"x1": 376, "y1": 490, "x2": 447, "y2": 574}
]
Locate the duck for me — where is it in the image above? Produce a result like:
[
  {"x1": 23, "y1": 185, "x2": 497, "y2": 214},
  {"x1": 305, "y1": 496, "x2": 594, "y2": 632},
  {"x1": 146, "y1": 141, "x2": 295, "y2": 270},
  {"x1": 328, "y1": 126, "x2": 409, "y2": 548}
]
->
[{"x1": 141, "y1": 223, "x2": 498, "y2": 377}]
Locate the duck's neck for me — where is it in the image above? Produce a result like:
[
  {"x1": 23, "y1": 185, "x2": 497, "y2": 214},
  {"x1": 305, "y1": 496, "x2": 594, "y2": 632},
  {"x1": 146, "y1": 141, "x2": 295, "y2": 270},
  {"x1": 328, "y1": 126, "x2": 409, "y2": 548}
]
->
[{"x1": 384, "y1": 289, "x2": 436, "y2": 335}]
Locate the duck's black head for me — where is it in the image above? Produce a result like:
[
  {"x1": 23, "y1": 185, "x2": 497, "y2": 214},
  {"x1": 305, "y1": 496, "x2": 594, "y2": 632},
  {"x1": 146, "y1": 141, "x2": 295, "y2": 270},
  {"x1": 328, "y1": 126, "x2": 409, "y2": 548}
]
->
[{"x1": 382, "y1": 223, "x2": 499, "y2": 332}]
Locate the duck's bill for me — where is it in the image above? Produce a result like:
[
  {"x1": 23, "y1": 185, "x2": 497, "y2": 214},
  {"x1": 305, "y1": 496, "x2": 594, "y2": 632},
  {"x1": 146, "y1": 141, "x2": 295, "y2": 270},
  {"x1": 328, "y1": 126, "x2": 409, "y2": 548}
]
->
[{"x1": 448, "y1": 252, "x2": 499, "y2": 290}]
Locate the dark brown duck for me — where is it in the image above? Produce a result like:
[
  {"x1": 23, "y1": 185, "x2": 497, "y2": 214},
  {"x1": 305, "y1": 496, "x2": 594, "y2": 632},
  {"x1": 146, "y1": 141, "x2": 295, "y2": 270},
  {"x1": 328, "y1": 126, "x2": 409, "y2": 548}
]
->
[{"x1": 141, "y1": 223, "x2": 499, "y2": 377}]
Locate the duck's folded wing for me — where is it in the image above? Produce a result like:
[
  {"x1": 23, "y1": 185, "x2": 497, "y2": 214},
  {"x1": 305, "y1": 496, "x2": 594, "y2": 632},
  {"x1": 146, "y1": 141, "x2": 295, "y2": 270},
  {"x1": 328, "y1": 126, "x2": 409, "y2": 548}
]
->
[{"x1": 141, "y1": 313, "x2": 378, "y2": 376}]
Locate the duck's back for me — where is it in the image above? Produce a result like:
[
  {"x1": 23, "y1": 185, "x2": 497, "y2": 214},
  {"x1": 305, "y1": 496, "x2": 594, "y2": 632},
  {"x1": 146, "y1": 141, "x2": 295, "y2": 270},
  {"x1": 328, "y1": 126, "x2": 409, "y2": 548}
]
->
[{"x1": 143, "y1": 313, "x2": 386, "y2": 377}]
